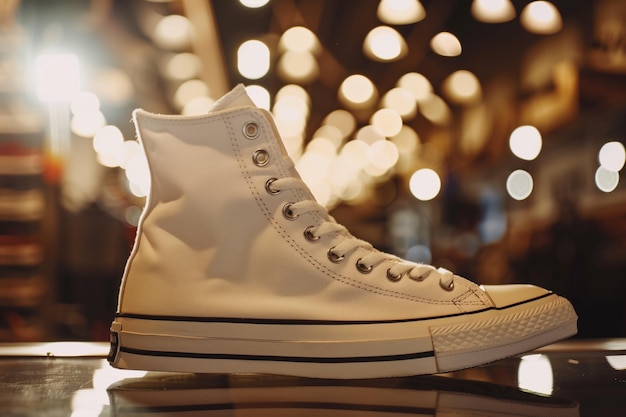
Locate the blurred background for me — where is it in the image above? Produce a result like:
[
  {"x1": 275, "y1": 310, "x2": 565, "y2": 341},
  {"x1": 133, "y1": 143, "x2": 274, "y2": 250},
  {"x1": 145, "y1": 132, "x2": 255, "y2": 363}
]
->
[{"x1": 0, "y1": 0, "x2": 624, "y2": 342}]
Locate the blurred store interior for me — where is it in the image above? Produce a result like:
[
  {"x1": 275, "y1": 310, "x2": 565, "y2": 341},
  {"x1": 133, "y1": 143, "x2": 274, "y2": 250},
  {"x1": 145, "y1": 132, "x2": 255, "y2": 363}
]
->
[{"x1": 0, "y1": 0, "x2": 625, "y2": 342}]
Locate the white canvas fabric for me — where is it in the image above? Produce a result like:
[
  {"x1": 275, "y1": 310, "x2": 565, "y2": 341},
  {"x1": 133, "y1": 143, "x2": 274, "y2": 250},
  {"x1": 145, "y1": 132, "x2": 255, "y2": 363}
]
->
[{"x1": 108, "y1": 84, "x2": 577, "y2": 378}]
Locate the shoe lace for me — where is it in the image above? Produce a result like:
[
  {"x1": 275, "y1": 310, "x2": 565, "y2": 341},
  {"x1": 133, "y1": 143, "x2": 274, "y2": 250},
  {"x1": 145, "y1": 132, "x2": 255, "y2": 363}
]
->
[{"x1": 271, "y1": 177, "x2": 455, "y2": 291}]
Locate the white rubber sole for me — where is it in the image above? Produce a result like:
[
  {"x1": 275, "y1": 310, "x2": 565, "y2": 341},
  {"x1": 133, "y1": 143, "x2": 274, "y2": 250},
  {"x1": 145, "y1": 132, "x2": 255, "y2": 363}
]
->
[{"x1": 108, "y1": 293, "x2": 577, "y2": 379}]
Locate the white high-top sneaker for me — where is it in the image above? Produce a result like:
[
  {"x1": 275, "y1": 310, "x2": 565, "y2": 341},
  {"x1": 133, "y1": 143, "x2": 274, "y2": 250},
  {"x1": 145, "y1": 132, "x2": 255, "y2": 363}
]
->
[{"x1": 108, "y1": 84, "x2": 577, "y2": 379}]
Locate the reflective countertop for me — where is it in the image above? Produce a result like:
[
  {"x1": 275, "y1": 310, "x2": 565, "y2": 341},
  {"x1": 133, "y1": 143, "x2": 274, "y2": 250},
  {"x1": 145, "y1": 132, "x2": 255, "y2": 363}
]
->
[{"x1": 0, "y1": 340, "x2": 624, "y2": 416}]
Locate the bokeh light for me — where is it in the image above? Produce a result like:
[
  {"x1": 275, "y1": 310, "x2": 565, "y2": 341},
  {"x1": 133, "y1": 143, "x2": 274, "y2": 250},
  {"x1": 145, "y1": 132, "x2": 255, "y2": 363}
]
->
[
  {"x1": 377, "y1": 0, "x2": 426, "y2": 25},
  {"x1": 430, "y1": 32, "x2": 462, "y2": 57},
  {"x1": 509, "y1": 125, "x2": 542, "y2": 161},
  {"x1": 506, "y1": 169, "x2": 534, "y2": 200},
  {"x1": 471, "y1": 0, "x2": 516, "y2": 23},
  {"x1": 520, "y1": 1, "x2": 562, "y2": 34},
  {"x1": 409, "y1": 168, "x2": 441, "y2": 201},
  {"x1": 595, "y1": 166, "x2": 620, "y2": 192},
  {"x1": 363, "y1": 26, "x2": 407, "y2": 61},
  {"x1": 237, "y1": 39, "x2": 270, "y2": 80},
  {"x1": 598, "y1": 141, "x2": 625, "y2": 172}
]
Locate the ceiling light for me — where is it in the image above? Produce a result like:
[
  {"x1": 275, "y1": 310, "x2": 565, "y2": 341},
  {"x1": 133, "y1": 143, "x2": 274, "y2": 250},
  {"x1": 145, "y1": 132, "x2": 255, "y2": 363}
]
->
[
  {"x1": 377, "y1": 0, "x2": 426, "y2": 25},
  {"x1": 363, "y1": 26, "x2": 407, "y2": 62},
  {"x1": 471, "y1": 0, "x2": 516, "y2": 23},
  {"x1": 430, "y1": 32, "x2": 462, "y2": 56},
  {"x1": 239, "y1": 0, "x2": 270, "y2": 8},
  {"x1": 520, "y1": 1, "x2": 562, "y2": 35}
]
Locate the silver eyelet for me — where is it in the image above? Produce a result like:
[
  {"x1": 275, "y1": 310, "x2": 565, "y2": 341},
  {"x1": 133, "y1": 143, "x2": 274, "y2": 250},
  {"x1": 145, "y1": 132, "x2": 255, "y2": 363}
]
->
[
  {"x1": 243, "y1": 122, "x2": 260, "y2": 139},
  {"x1": 327, "y1": 247, "x2": 344, "y2": 263},
  {"x1": 282, "y1": 202, "x2": 298, "y2": 220},
  {"x1": 386, "y1": 269, "x2": 403, "y2": 282},
  {"x1": 265, "y1": 178, "x2": 280, "y2": 195},
  {"x1": 440, "y1": 280, "x2": 455, "y2": 291},
  {"x1": 356, "y1": 259, "x2": 373, "y2": 274},
  {"x1": 303, "y1": 226, "x2": 320, "y2": 242},
  {"x1": 252, "y1": 149, "x2": 270, "y2": 167}
]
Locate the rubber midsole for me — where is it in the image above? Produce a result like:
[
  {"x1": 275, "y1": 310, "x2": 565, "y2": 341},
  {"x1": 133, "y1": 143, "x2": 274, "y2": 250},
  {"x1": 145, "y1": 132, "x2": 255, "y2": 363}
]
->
[{"x1": 109, "y1": 294, "x2": 577, "y2": 373}]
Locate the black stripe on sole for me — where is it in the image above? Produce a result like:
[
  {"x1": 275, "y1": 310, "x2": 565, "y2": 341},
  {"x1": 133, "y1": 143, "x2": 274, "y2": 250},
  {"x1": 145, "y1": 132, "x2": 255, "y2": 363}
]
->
[{"x1": 119, "y1": 346, "x2": 435, "y2": 364}]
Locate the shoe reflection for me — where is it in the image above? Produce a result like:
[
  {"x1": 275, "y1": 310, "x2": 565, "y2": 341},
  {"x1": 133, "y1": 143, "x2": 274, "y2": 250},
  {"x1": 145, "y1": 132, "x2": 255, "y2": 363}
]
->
[{"x1": 107, "y1": 373, "x2": 579, "y2": 417}]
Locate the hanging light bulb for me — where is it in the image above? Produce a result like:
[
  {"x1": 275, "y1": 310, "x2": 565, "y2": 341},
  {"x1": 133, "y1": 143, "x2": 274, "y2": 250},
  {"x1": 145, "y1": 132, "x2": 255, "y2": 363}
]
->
[
  {"x1": 520, "y1": 1, "x2": 562, "y2": 35},
  {"x1": 363, "y1": 26, "x2": 407, "y2": 62},
  {"x1": 430, "y1": 32, "x2": 462, "y2": 57},
  {"x1": 377, "y1": 0, "x2": 426, "y2": 25},
  {"x1": 471, "y1": 0, "x2": 516, "y2": 23}
]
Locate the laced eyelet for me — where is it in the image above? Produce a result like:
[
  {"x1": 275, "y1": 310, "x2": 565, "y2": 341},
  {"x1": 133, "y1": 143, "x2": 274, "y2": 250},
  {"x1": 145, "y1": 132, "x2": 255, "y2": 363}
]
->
[
  {"x1": 327, "y1": 247, "x2": 344, "y2": 263},
  {"x1": 356, "y1": 259, "x2": 373, "y2": 274},
  {"x1": 303, "y1": 226, "x2": 320, "y2": 242},
  {"x1": 282, "y1": 202, "x2": 298, "y2": 220},
  {"x1": 265, "y1": 178, "x2": 280, "y2": 195},
  {"x1": 440, "y1": 280, "x2": 455, "y2": 291},
  {"x1": 243, "y1": 122, "x2": 260, "y2": 139},
  {"x1": 386, "y1": 269, "x2": 403, "y2": 282},
  {"x1": 252, "y1": 149, "x2": 270, "y2": 167}
]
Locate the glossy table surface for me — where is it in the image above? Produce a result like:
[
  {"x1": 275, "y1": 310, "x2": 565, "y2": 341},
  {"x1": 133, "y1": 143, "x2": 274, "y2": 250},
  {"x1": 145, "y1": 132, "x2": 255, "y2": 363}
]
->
[{"x1": 0, "y1": 340, "x2": 624, "y2": 417}]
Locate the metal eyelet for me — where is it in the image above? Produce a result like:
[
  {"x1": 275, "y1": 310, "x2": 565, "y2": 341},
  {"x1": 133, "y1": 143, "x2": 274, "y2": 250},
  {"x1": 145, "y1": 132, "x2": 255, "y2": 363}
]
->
[
  {"x1": 327, "y1": 247, "x2": 344, "y2": 263},
  {"x1": 282, "y1": 202, "x2": 298, "y2": 220},
  {"x1": 386, "y1": 269, "x2": 403, "y2": 282},
  {"x1": 265, "y1": 178, "x2": 280, "y2": 195},
  {"x1": 243, "y1": 122, "x2": 260, "y2": 139},
  {"x1": 252, "y1": 149, "x2": 270, "y2": 167},
  {"x1": 356, "y1": 259, "x2": 373, "y2": 274},
  {"x1": 303, "y1": 226, "x2": 320, "y2": 242},
  {"x1": 440, "y1": 280, "x2": 455, "y2": 291}
]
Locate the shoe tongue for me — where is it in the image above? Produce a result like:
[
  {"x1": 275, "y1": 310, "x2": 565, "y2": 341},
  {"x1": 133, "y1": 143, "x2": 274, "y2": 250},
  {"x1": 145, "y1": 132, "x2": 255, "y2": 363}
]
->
[{"x1": 209, "y1": 84, "x2": 256, "y2": 112}]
